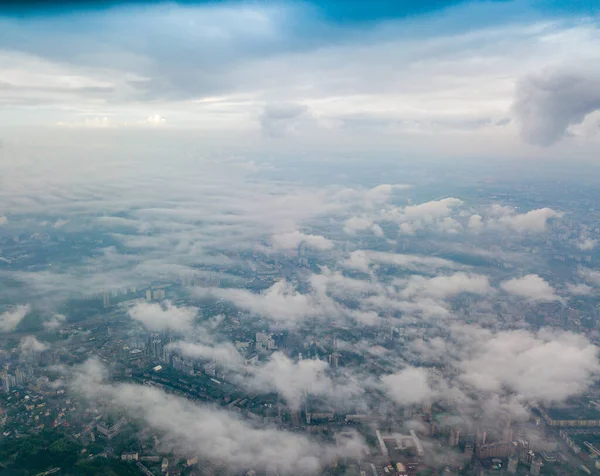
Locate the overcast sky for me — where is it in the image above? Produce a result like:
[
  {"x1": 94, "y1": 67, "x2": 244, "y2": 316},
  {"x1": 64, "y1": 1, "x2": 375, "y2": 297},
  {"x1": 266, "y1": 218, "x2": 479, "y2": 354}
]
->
[{"x1": 1, "y1": 0, "x2": 599, "y2": 160}]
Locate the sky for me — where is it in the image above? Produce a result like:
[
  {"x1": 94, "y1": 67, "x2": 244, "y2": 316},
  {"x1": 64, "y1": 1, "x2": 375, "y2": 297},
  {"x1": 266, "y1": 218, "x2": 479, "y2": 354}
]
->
[{"x1": 0, "y1": 0, "x2": 599, "y2": 160}]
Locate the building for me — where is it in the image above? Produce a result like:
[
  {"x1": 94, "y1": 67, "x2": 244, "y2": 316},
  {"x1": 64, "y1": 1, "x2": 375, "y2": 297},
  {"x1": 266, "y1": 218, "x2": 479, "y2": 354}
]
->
[
  {"x1": 449, "y1": 428, "x2": 460, "y2": 447},
  {"x1": 530, "y1": 458, "x2": 542, "y2": 475},
  {"x1": 476, "y1": 442, "x2": 511, "y2": 459},
  {"x1": 145, "y1": 289, "x2": 152, "y2": 301},
  {"x1": 507, "y1": 455, "x2": 518, "y2": 474}
]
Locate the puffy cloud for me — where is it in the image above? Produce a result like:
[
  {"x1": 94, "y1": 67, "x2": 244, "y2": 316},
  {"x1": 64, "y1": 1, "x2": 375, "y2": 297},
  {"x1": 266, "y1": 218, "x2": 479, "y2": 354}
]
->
[
  {"x1": 513, "y1": 67, "x2": 600, "y2": 146},
  {"x1": 343, "y1": 216, "x2": 384, "y2": 237},
  {"x1": 567, "y1": 283, "x2": 595, "y2": 296},
  {"x1": 364, "y1": 184, "x2": 411, "y2": 204},
  {"x1": 168, "y1": 340, "x2": 244, "y2": 367},
  {"x1": 488, "y1": 207, "x2": 561, "y2": 233},
  {"x1": 71, "y1": 359, "x2": 366, "y2": 474},
  {"x1": 144, "y1": 114, "x2": 166, "y2": 126},
  {"x1": 43, "y1": 313, "x2": 67, "y2": 330},
  {"x1": 381, "y1": 367, "x2": 435, "y2": 405},
  {"x1": 577, "y1": 230, "x2": 597, "y2": 251},
  {"x1": 19, "y1": 335, "x2": 49, "y2": 354},
  {"x1": 579, "y1": 267, "x2": 600, "y2": 287},
  {"x1": 342, "y1": 250, "x2": 460, "y2": 274},
  {"x1": 467, "y1": 214, "x2": 483, "y2": 232},
  {"x1": 500, "y1": 274, "x2": 561, "y2": 302},
  {"x1": 207, "y1": 280, "x2": 318, "y2": 325},
  {"x1": 271, "y1": 230, "x2": 333, "y2": 251},
  {"x1": 128, "y1": 300, "x2": 197, "y2": 332},
  {"x1": 398, "y1": 272, "x2": 491, "y2": 300},
  {"x1": 243, "y1": 352, "x2": 362, "y2": 410},
  {"x1": 0, "y1": 304, "x2": 30, "y2": 332},
  {"x1": 402, "y1": 198, "x2": 463, "y2": 221},
  {"x1": 459, "y1": 329, "x2": 600, "y2": 402},
  {"x1": 383, "y1": 197, "x2": 463, "y2": 234}
]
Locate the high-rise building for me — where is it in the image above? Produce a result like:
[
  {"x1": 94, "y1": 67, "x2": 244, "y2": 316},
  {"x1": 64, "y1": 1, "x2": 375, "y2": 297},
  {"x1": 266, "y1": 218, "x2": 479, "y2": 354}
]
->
[
  {"x1": 464, "y1": 443, "x2": 474, "y2": 457},
  {"x1": 507, "y1": 455, "x2": 518, "y2": 474},
  {"x1": 476, "y1": 427, "x2": 487, "y2": 445},
  {"x1": 449, "y1": 428, "x2": 460, "y2": 446},
  {"x1": 145, "y1": 289, "x2": 152, "y2": 301},
  {"x1": 530, "y1": 458, "x2": 542, "y2": 475},
  {"x1": 103, "y1": 292, "x2": 110, "y2": 307},
  {"x1": 2, "y1": 374, "x2": 10, "y2": 393}
]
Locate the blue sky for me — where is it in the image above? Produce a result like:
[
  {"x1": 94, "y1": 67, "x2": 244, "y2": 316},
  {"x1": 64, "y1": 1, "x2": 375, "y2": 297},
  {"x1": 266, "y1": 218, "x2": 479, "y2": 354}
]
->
[{"x1": 1, "y1": 0, "x2": 599, "y2": 159}]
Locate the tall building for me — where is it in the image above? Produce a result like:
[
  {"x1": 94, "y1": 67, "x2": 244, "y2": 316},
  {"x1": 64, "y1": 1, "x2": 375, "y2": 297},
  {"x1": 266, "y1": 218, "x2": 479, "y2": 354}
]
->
[
  {"x1": 145, "y1": 289, "x2": 152, "y2": 301},
  {"x1": 103, "y1": 292, "x2": 110, "y2": 307},
  {"x1": 2, "y1": 374, "x2": 10, "y2": 393},
  {"x1": 449, "y1": 428, "x2": 460, "y2": 446},
  {"x1": 507, "y1": 455, "x2": 518, "y2": 474},
  {"x1": 476, "y1": 427, "x2": 487, "y2": 445},
  {"x1": 530, "y1": 458, "x2": 542, "y2": 475}
]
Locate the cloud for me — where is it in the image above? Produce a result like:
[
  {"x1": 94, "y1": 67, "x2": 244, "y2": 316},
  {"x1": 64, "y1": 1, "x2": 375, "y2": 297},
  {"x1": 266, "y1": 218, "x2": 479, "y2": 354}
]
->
[
  {"x1": 168, "y1": 340, "x2": 244, "y2": 367},
  {"x1": 500, "y1": 274, "x2": 561, "y2": 302},
  {"x1": 260, "y1": 103, "x2": 310, "y2": 138},
  {"x1": 398, "y1": 272, "x2": 491, "y2": 300},
  {"x1": 567, "y1": 283, "x2": 595, "y2": 296},
  {"x1": 364, "y1": 184, "x2": 412, "y2": 204},
  {"x1": 243, "y1": 352, "x2": 362, "y2": 410},
  {"x1": 579, "y1": 267, "x2": 600, "y2": 287},
  {"x1": 467, "y1": 214, "x2": 483, "y2": 232},
  {"x1": 19, "y1": 335, "x2": 49, "y2": 354},
  {"x1": 577, "y1": 230, "x2": 597, "y2": 251},
  {"x1": 0, "y1": 304, "x2": 31, "y2": 332},
  {"x1": 271, "y1": 230, "x2": 333, "y2": 251},
  {"x1": 143, "y1": 114, "x2": 166, "y2": 126},
  {"x1": 458, "y1": 329, "x2": 600, "y2": 402},
  {"x1": 342, "y1": 250, "x2": 460, "y2": 274},
  {"x1": 0, "y1": 216, "x2": 7, "y2": 225},
  {"x1": 381, "y1": 367, "x2": 436, "y2": 405},
  {"x1": 343, "y1": 216, "x2": 384, "y2": 237},
  {"x1": 43, "y1": 313, "x2": 67, "y2": 330},
  {"x1": 488, "y1": 206, "x2": 561, "y2": 233},
  {"x1": 71, "y1": 359, "x2": 366, "y2": 473},
  {"x1": 382, "y1": 197, "x2": 464, "y2": 234},
  {"x1": 128, "y1": 300, "x2": 197, "y2": 332},
  {"x1": 206, "y1": 280, "x2": 318, "y2": 325},
  {"x1": 513, "y1": 67, "x2": 600, "y2": 146}
]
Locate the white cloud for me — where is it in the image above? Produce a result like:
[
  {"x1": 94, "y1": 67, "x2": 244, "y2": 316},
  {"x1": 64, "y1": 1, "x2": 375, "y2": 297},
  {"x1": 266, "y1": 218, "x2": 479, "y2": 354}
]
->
[
  {"x1": 364, "y1": 184, "x2": 411, "y2": 204},
  {"x1": 168, "y1": 340, "x2": 244, "y2": 367},
  {"x1": 71, "y1": 359, "x2": 366, "y2": 474},
  {"x1": 242, "y1": 352, "x2": 361, "y2": 410},
  {"x1": 500, "y1": 274, "x2": 561, "y2": 302},
  {"x1": 459, "y1": 329, "x2": 600, "y2": 402},
  {"x1": 206, "y1": 280, "x2": 318, "y2": 325},
  {"x1": 0, "y1": 304, "x2": 31, "y2": 332},
  {"x1": 579, "y1": 267, "x2": 600, "y2": 287},
  {"x1": 577, "y1": 230, "x2": 597, "y2": 251},
  {"x1": 381, "y1": 367, "x2": 435, "y2": 405},
  {"x1": 488, "y1": 207, "x2": 561, "y2": 233},
  {"x1": 43, "y1": 313, "x2": 67, "y2": 330},
  {"x1": 343, "y1": 216, "x2": 384, "y2": 236},
  {"x1": 567, "y1": 283, "x2": 595, "y2": 296},
  {"x1": 398, "y1": 272, "x2": 491, "y2": 300},
  {"x1": 19, "y1": 335, "x2": 49, "y2": 353},
  {"x1": 128, "y1": 300, "x2": 197, "y2": 332},
  {"x1": 342, "y1": 250, "x2": 460, "y2": 274},
  {"x1": 467, "y1": 214, "x2": 483, "y2": 232},
  {"x1": 271, "y1": 230, "x2": 333, "y2": 251}
]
